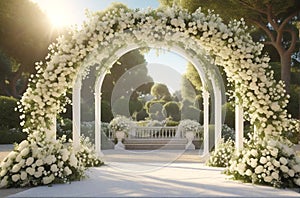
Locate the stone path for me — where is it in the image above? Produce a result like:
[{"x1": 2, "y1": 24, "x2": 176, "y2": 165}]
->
[{"x1": 0, "y1": 147, "x2": 299, "y2": 197}]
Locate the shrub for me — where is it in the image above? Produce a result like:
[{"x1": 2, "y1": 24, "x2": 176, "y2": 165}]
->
[
  {"x1": 162, "y1": 101, "x2": 181, "y2": 121},
  {"x1": 0, "y1": 128, "x2": 27, "y2": 144},
  {"x1": 222, "y1": 102, "x2": 235, "y2": 128},
  {"x1": 206, "y1": 138, "x2": 235, "y2": 167},
  {"x1": 101, "y1": 100, "x2": 113, "y2": 122},
  {"x1": 0, "y1": 96, "x2": 20, "y2": 129}
]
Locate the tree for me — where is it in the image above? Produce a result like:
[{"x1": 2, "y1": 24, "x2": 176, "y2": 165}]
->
[
  {"x1": 0, "y1": 0, "x2": 57, "y2": 98},
  {"x1": 102, "y1": 50, "x2": 153, "y2": 104},
  {"x1": 159, "y1": 0, "x2": 300, "y2": 93},
  {"x1": 150, "y1": 83, "x2": 172, "y2": 101}
]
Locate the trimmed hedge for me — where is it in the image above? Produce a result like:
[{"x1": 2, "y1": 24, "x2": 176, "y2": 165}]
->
[{"x1": 0, "y1": 96, "x2": 20, "y2": 129}]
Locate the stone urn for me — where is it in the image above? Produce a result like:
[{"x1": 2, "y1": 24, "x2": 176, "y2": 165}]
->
[
  {"x1": 114, "y1": 131, "x2": 125, "y2": 150},
  {"x1": 185, "y1": 131, "x2": 195, "y2": 150}
]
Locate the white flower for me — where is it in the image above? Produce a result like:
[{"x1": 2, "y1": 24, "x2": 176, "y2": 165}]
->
[
  {"x1": 69, "y1": 154, "x2": 78, "y2": 167},
  {"x1": 245, "y1": 169, "x2": 252, "y2": 176},
  {"x1": 12, "y1": 174, "x2": 20, "y2": 182},
  {"x1": 250, "y1": 149, "x2": 258, "y2": 157},
  {"x1": 280, "y1": 165, "x2": 289, "y2": 173},
  {"x1": 20, "y1": 148, "x2": 30, "y2": 157},
  {"x1": 259, "y1": 157, "x2": 267, "y2": 164},
  {"x1": 288, "y1": 169, "x2": 295, "y2": 177},
  {"x1": 8, "y1": 151, "x2": 18, "y2": 159},
  {"x1": 12, "y1": 164, "x2": 21, "y2": 173},
  {"x1": 26, "y1": 167, "x2": 35, "y2": 175},
  {"x1": 50, "y1": 164, "x2": 58, "y2": 172},
  {"x1": 42, "y1": 174, "x2": 55, "y2": 185},
  {"x1": 263, "y1": 176, "x2": 273, "y2": 183},
  {"x1": 272, "y1": 160, "x2": 280, "y2": 168},
  {"x1": 36, "y1": 159, "x2": 43, "y2": 166},
  {"x1": 34, "y1": 171, "x2": 43, "y2": 178},
  {"x1": 255, "y1": 165, "x2": 264, "y2": 174},
  {"x1": 271, "y1": 171, "x2": 279, "y2": 180},
  {"x1": 294, "y1": 178, "x2": 300, "y2": 186},
  {"x1": 0, "y1": 169, "x2": 7, "y2": 177},
  {"x1": 20, "y1": 171, "x2": 27, "y2": 180},
  {"x1": 45, "y1": 155, "x2": 56, "y2": 165},
  {"x1": 279, "y1": 157, "x2": 288, "y2": 165},
  {"x1": 26, "y1": 157, "x2": 34, "y2": 166},
  {"x1": 64, "y1": 166, "x2": 72, "y2": 175},
  {"x1": 18, "y1": 140, "x2": 29, "y2": 151},
  {"x1": 0, "y1": 176, "x2": 8, "y2": 188}
]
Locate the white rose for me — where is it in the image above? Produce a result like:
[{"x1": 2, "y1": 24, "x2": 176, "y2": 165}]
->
[
  {"x1": 64, "y1": 166, "x2": 72, "y2": 176},
  {"x1": 250, "y1": 149, "x2": 258, "y2": 157},
  {"x1": 8, "y1": 151, "x2": 18, "y2": 159},
  {"x1": 34, "y1": 171, "x2": 43, "y2": 178},
  {"x1": 270, "y1": 149, "x2": 278, "y2": 157},
  {"x1": 50, "y1": 164, "x2": 58, "y2": 172},
  {"x1": 26, "y1": 157, "x2": 34, "y2": 166},
  {"x1": 272, "y1": 160, "x2": 280, "y2": 168},
  {"x1": 26, "y1": 167, "x2": 35, "y2": 175},
  {"x1": 271, "y1": 172, "x2": 279, "y2": 180},
  {"x1": 20, "y1": 171, "x2": 27, "y2": 180},
  {"x1": 69, "y1": 154, "x2": 78, "y2": 167},
  {"x1": 0, "y1": 168, "x2": 7, "y2": 177},
  {"x1": 259, "y1": 157, "x2": 267, "y2": 164},
  {"x1": 263, "y1": 176, "x2": 273, "y2": 183},
  {"x1": 12, "y1": 174, "x2": 20, "y2": 182},
  {"x1": 18, "y1": 140, "x2": 29, "y2": 151},
  {"x1": 280, "y1": 165, "x2": 289, "y2": 173},
  {"x1": 42, "y1": 174, "x2": 55, "y2": 185},
  {"x1": 255, "y1": 165, "x2": 264, "y2": 174},
  {"x1": 245, "y1": 169, "x2": 252, "y2": 176},
  {"x1": 20, "y1": 148, "x2": 30, "y2": 157},
  {"x1": 0, "y1": 176, "x2": 8, "y2": 188},
  {"x1": 288, "y1": 169, "x2": 295, "y2": 177},
  {"x1": 279, "y1": 157, "x2": 288, "y2": 165},
  {"x1": 11, "y1": 164, "x2": 21, "y2": 173},
  {"x1": 36, "y1": 159, "x2": 43, "y2": 166}
]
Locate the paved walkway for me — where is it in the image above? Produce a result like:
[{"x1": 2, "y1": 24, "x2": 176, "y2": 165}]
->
[{"x1": 0, "y1": 148, "x2": 298, "y2": 197}]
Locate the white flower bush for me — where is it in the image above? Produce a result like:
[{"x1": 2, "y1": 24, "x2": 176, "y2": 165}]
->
[
  {"x1": 108, "y1": 115, "x2": 134, "y2": 134},
  {"x1": 206, "y1": 138, "x2": 235, "y2": 167},
  {"x1": 226, "y1": 136, "x2": 300, "y2": 188},
  {"x1": 0, "y1": 3, "x2": 298, "y2": 188},
  {"x1": 178, "y1": 119, "x2": 202, "y2": 133}
]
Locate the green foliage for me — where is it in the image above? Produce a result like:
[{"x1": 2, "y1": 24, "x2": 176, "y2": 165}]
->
[
  {"x1": 57, "y1": 118, "x2": 72, "y2": 140},
  {"x1": 181, "y1": 105, "x2": 203, "y2": 124},
  {"x1": 0, "y1": 128, "x2": 27, "y2": 144},
  {"x1": 150, "y1": 83, "x2": 172, "y2": 101},
  {"x1": 164, "y1": 119, "x2": 179, "y2": 126},
  {"x1": 287, "y1": 85, "x2": 300, "y2": 119},
  {"x1": 135, "y1": 109, "x2": 149, "y2": 121},
  {"x1": 162, "y1": 101, "x2": 181, "y2": 121},
  {"x1": 222, "y1": 102, "x2": 235, "y2": 128},
  {"x1": 181, "y1": 74, "x2": 198, "y2": 103},
  {"x1": 101, "y1": 100, "x2": 113, "y2": 122},
  {"x1": 0, "y1": 96, "x2": 20, "y2": 129}
]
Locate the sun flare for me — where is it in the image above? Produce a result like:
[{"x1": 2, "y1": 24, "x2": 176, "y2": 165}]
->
[{"x1": 31, "y1": 0, "x2": 73, "y2": 29}]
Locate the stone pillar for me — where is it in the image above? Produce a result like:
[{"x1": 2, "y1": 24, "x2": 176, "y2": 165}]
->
[{"x1": 72, "y1": 78, "x2": 81, "y2": 150}]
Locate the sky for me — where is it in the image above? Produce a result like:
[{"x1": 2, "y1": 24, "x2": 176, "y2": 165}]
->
[{"x1": 31, "y1": 0, "x2": 187, "y2": 92}]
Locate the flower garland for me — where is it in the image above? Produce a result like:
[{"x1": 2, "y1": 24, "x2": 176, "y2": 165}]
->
[{"x1": 0, "y1": 4, "x2": 299, "y2": 188}]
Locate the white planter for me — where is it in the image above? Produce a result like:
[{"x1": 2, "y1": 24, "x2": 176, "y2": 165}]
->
[
  {"x1": 185, "y1": 131, "x2": 195, "y2": 150},
  {"x1": 114, "y1": 131, "x2": 125, "y2": 150}
]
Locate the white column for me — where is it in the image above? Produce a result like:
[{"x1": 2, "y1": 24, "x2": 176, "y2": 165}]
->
[
  {"x1": 72, "y1": 78, "x2": 82, "y2": 150},
  {"x1": 95, "y1": 73, "x2": 105, "y2": 155},
  {"x1": 45, "y1": 114, "x2": 56, "y2": 141},
  {"x1": 95, "y1": 90, "x2": 101, "y2": 154},
  {"x1": 203, "y1": 90, "x2": 210, "y2": 155},
  {"x1": 214, "y1": 86, "x2": 222, "y2": 149},
  {"x1": 235, "y1": 98, "x2": 244, "y2": 150}
]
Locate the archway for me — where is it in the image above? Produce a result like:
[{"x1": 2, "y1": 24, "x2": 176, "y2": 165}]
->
[
  {"x1": 1, "y1": 4, "x2": 298, "y2": 188},
  {"x1": 72, "y1": 42, "x2": 226, "y2": 156}
]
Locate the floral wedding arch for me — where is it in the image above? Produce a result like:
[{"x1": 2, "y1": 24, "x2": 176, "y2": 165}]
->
[{"x1": 0, "y1": 4, "x2": 299, "y2": 188}]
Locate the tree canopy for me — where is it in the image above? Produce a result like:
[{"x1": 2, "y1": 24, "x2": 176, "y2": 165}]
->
[
  {"x1": 159, "y1": 0, "x2": 300, "y2": 92},
  {"x1": 0, "y1": 0, "x2": 58, "y2": 97}
]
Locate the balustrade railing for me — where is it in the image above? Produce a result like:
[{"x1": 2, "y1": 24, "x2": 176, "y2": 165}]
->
[{"x1": 106, "y1": 126, "x2": 202, "y2": 140}]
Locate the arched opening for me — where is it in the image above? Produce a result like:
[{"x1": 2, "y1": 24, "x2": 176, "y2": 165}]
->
[{"x1": 72, "y1": 42, "x2": 231, "y2": 157}]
